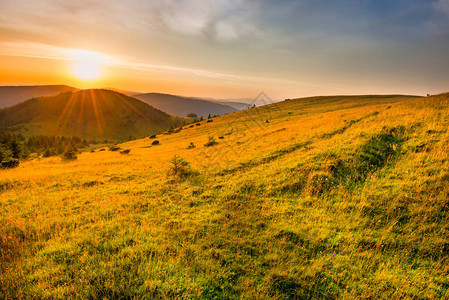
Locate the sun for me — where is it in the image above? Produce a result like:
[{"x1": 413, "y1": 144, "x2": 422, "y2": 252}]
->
[{"x1": 70, "y1": 49, "x2": 105, "y2": 80}]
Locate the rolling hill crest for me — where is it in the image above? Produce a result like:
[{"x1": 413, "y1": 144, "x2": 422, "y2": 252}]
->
[{"x1": 0, "y1": 89, "x2": 178, "y2": 140}]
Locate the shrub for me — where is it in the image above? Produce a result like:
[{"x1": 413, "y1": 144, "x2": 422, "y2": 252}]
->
[
  {"x1": 109, "y1": 145, "x2": 121, "y2": 151},
  {"x1": 149, "y1": 135, "x2": 157, "y2": 139},
  {"x1": 1, "y1": 158, "x2": 19, "y2": 169},
  {"x1": 120, "y1": 149, "x2": 131, "y2": 154},
  {"x1": 168, "y1": 155, "x2": 194, "y2": 179},
  {"x1": 152, "y1": 140, "x2": 160, "y2": 145},
  {"x1": 0, "y1": 145, "x2": 12, "y2": 162},
  {"x1": 187, "y1": 142, "x2": 196, "y2": 149},
  {"x1": 62, "y1": 146, "x2": 77, "y2": 161},
  {"x1": 43, "y1": 148, "x2": 55, "y2": 157},
  {"x1": 204, "y1": 136, "x2": 218, "y2": 147}
]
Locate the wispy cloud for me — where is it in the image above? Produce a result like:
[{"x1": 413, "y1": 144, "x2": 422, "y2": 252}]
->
[
  {"x1": 0, "y1": 40, "x2": 329, "y2": 92},
  {"x1": 434, "y1": 0, "x2": 449, "y2": 16}
]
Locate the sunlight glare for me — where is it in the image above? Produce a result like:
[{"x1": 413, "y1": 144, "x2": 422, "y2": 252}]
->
[{"x1": 70, "y1": 49, "x2": 105, "y2": 80}]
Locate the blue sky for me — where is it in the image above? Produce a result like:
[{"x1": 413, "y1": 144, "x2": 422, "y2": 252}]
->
[{"x1": 0, "y1": 0, "x2": 448, "y2": 98}]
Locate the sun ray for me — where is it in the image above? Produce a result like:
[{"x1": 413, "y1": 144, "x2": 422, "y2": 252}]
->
[
  {"x1": 115, "y1": 93, "x2": 156, "y2": 124},
  {"x1": 56, "y1": 92, "x2": 78, "y2": 134},
  {"x1": 76, "y1": 91, "x2": 86, "y2": 136},
  {"x1": 90, "y1": 90, "x2": 104, "y2": 138}
]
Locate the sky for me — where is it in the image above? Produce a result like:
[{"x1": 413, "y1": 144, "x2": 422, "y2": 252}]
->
[{"x1": 0, "y1": 0, "x2": 448, "y2": 99}]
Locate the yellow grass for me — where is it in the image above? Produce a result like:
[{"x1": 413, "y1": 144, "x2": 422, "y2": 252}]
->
[{"x1": 1, "y1": 94, "x2": 448, "y2": 298}]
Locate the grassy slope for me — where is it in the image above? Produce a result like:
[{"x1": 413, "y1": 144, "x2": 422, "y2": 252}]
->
[
  {"x1": 0, "y1": 89, "x2": 177, "y2": 140},
  {"x1": 1, "y1": 94, "x2": 448, "y2": 298}
]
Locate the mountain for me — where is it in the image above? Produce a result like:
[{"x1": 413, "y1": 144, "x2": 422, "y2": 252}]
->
[
  {"x1": 209, "y1": 100, "x2": 251, "y2": 110},
  {"x1": 133, "y1": 93, "x2": 239, "y2": 117},
  {"x1": 0, "y1": 85, "x2": 79, "y2": 108},
  {"x1": 0, "y1": 89, "x2": 177, "y2": 140},
  {"x1": 103, "y1": 87, "x2": 140, "y2": 96}
]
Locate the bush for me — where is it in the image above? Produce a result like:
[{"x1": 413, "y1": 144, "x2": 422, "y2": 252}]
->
[
  {"x1": 204, "y1": 136, "x2": 218, "y2": 147},
  {"x1": 43, "y1": 148, "x2": 55, "y2": 157},
  {"x1": 149, "y1": 135, "x2": 157, "y2": 139},
  {"x1": 0, "y1": 145, "x2": 12, "y2": 162},
  {"x1": 62, "y1": 146, "x2": 77, "y2": 161},
  {"x1": 152, "y1": 140, "x2": 160, "y2": 145},
  {"x1": 120, "y1": 149, "x2": 131, "y2": 154},
  {"x1": 168, "y1": 155, "x2": 194, "y2": 179},
  {"x1": 109, "y1": 145, "x2": 121, "y2": 151},
  {"x1": 1, "y1": 158, "x2": 19, "y2": 169},
  {"x1": 187, "y1": 142, "x2": 196, "y2": 149}
]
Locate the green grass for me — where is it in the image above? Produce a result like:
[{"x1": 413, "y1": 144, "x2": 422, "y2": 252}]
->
[{"x1": 1, "y1": 93, "x2": 449, "y2": 299}]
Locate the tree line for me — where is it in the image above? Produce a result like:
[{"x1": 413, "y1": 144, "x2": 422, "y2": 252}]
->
[{"x1": 0, "y1": 131, "x2": 94, "y2": 168}]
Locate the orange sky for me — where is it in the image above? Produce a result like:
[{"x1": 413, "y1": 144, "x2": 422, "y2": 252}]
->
[{"x1": 1, "y1": 0, "x2": 448, "y2": 99}]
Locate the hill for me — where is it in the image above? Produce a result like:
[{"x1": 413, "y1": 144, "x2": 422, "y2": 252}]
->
[
  {"x1": 133, "y1": 92, "x2": 239, "y2": 117},
  {"x1": 1, "y1": 93, "x2": 449, "y2": 298},
  {"x1": 210, "y1": 99, "x2": 251, "y2": 110},
  {"x1": 104, "y1": 87, "x2": 140, "y2": 96},
  {"x1": 0, "y1": 85, "x2": 79, "y2": 109},
  {"x1": 0, "y1": 89, "x2": 177, "y2": 140}
]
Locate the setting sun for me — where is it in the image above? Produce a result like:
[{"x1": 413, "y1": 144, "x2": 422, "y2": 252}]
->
[{"x1": 70, "y1": 49, "x2": 105, "y2": 80}]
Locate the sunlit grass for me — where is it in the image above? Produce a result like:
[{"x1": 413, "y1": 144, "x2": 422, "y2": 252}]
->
[{"x1": 1, "y1": 94, "x2": 448, "y2": 298}]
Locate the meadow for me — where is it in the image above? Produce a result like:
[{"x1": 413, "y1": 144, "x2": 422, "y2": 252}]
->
[{"x1": 1, "y1": 94, "x2": 448, "y2": 299}]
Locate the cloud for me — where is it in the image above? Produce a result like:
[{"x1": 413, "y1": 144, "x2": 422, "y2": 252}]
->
[
  {"x1": 434, "y1": 0, "x2": 449, "y2": 16},
  {"x1": 146, "y1": 0, "x2": 262, "y2": 41},
  {"x1": 0, "y1": 40, "x2": 327, "y2": 92}
]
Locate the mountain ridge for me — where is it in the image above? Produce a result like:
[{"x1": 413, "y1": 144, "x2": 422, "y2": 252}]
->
[
  {"x1": 0, "y1": 85, "x2": 79, "y2": 109},
  {"x1": 0, "y1": 89, "x2": 178, "y2": 140},
  {"x1": 133, "y1": 92, "x2": 240, "y2": 117}
]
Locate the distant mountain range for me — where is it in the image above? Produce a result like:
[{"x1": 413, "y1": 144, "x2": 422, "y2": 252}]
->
[
  {"x1": 0, "y1": 85, "x2": 79, "y2": 109},
  {"x1": 0, "y1": 85, "x2": 249, "y2": 118},
  {"x1": 204, "y1": 99, "x2": 250, "y2": 110},
  {"x1": 0, "y1": 89, "x2": 177, "y2": 140},
  {"x1": 132, "y1": 93, "x2": 241, "y2": 118}
]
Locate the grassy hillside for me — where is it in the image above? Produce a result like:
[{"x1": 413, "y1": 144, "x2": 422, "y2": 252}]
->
[
  {"x1": 1, "y1": 93, "x2": 448, "y2": 298},
  {"x1": 0, "y1": 85, "x2": 78, "y2": 109},
  {"x1": 0, "y1": 89, "x2": 178, "y2": 141},
  {"x1": 134, "y1": 93, "x2": 238, "y2": 118}
]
